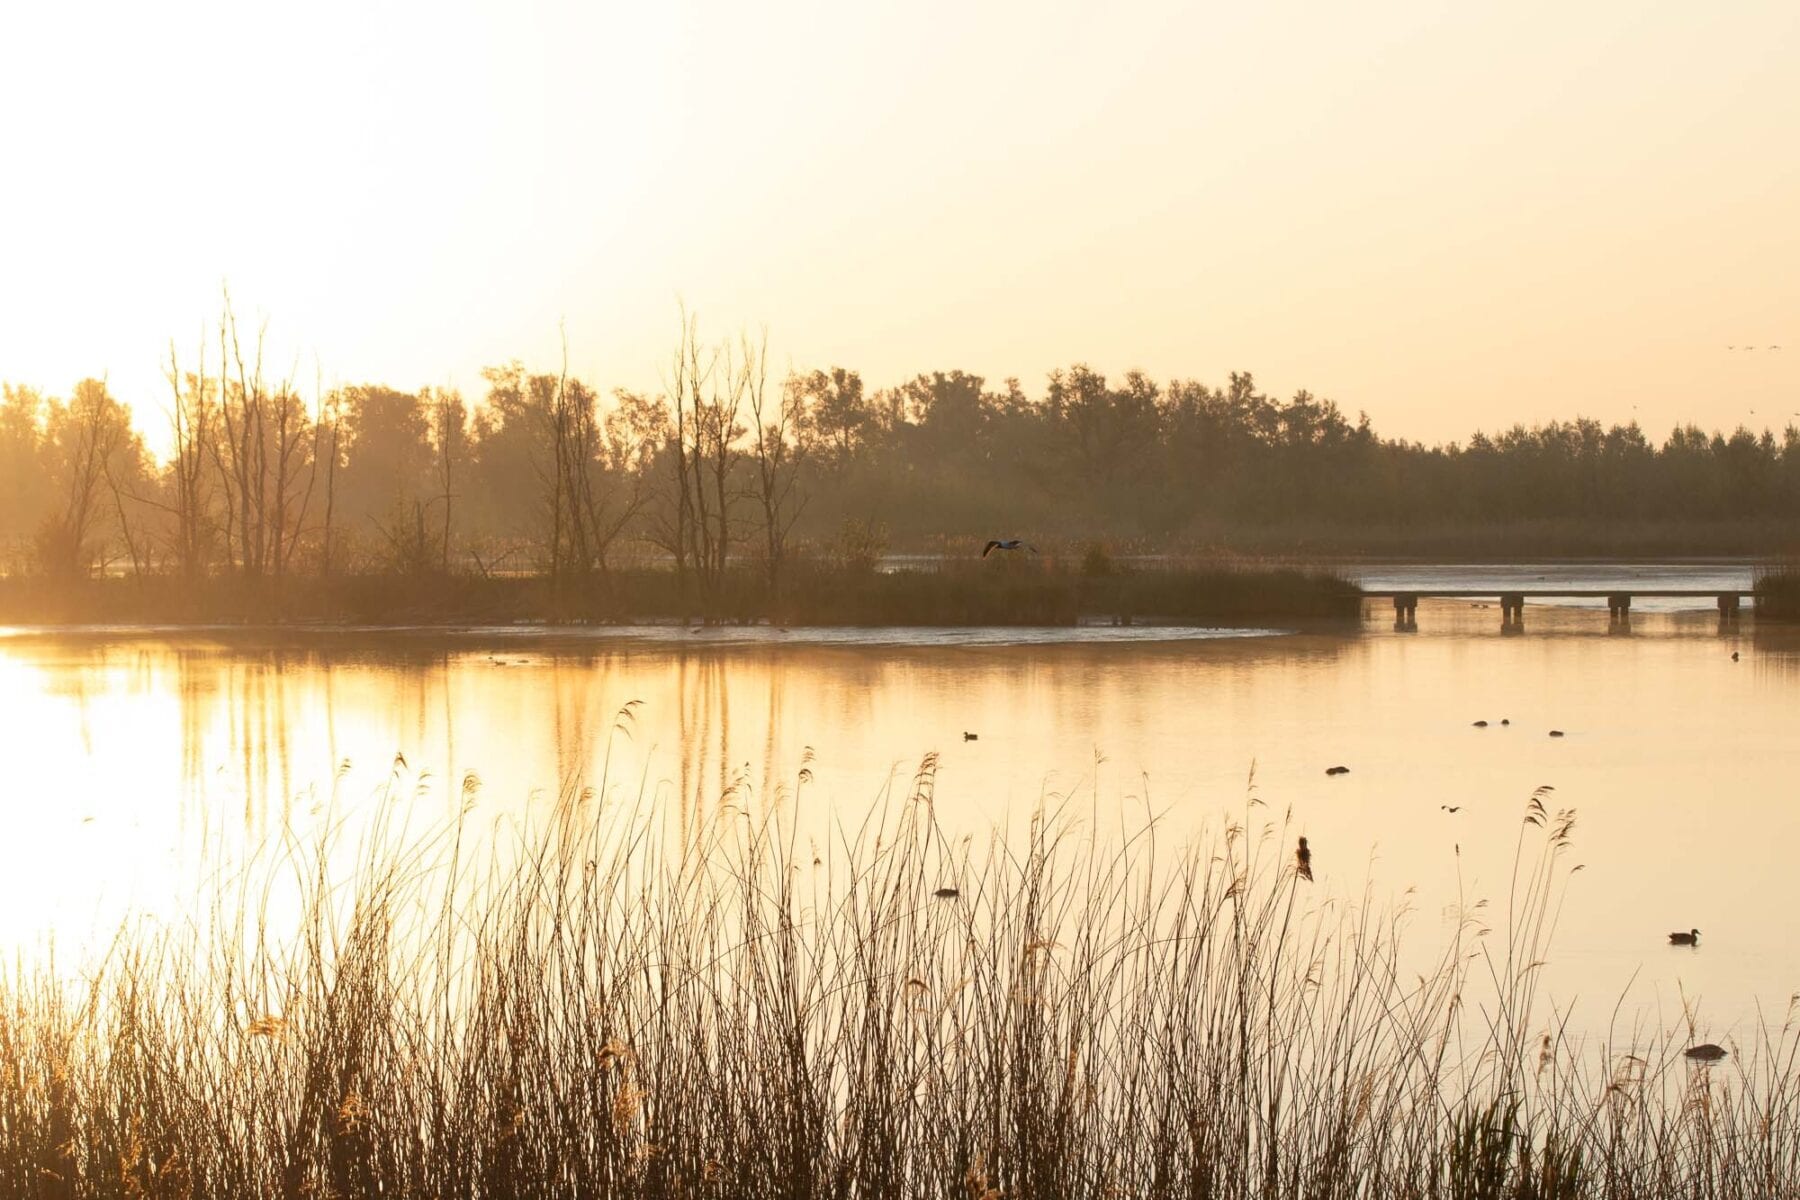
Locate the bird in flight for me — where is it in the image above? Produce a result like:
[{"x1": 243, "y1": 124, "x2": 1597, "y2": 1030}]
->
[{"x1": 982, "y1": 539, "x2": 1037, "y2": 557}]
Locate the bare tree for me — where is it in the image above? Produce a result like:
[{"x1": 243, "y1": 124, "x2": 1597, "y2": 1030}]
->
[
  {"x1": 427, "y1": 386, "x2": 468, "y2": 574},
  {"x1": 316, "y1": 387, "x2": 343, "y2": 577},
  {"x1": 661, "y1": 310, "x2": 747, "y2": 615},
  {"x1": 747, "y1": 332, "x2": 807, "y2": 588},
  {"x1": 663, "y1": 306, "x2": 707, "y2": 592},
  {"x1": 163, "y1": 336, "x2": 217, "y2": 579},
  {"x1": 197, "y1": 291, "x2": 318, "y2": 579},
  {"x1": 267, "y1": 381, "x2": 317, "y2": 577}
]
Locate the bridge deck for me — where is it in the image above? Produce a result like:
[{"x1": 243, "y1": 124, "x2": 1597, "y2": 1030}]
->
[{"x1": 1361, "y1": 589, "x2": 1748, "y2": 599}]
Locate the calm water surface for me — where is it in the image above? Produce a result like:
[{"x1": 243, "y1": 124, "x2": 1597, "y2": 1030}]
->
[{"x1": 2, "y1": 588, "x2": 1795, "y2": 1043}]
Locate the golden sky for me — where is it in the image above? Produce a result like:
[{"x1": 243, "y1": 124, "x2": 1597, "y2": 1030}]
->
[{"x1": 1, "y1": 0, "x2": 1795, "y2": 450}]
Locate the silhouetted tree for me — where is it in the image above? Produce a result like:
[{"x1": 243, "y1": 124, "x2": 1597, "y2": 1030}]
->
[{"x1": 34, "y1": 379, "x2": 146, "y2": 577}]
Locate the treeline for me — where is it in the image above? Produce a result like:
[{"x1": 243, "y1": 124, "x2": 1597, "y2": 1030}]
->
[{"x1": 5, "y1": 309, "x2": 1799, "y2": 588}]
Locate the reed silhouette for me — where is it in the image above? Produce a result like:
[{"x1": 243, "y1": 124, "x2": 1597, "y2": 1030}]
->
[{"x1": 0, "y1": 766, "x2": 1790, "y2": 1198}]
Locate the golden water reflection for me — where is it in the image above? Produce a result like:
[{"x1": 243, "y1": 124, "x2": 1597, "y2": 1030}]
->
[{"x1": 1, "y1": 609, "x2": 1796, "y2": 1040}]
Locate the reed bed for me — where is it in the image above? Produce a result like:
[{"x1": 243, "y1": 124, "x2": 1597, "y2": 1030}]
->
[
  {"x1": 1754, "y1": 562, "x2": 1800, "y2": 621},
  {"x1": 0, "y1": 560, "x2": 1360, "y2": 627},
  {"x1": 2, "y1": 763, "x2": 1796, "y2": 1199}
]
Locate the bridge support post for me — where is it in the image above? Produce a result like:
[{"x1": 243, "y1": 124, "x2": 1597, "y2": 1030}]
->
[
  {"x1": 1500, "y1": 593, "x2": 1525, "y2": 633},
  {"x1": 1393, "y1": 594, "x2": 1418, "y2": 632},
  {"x1": 1719, "y1": 592, "x2": 1742, "y2": 631},
  {"x1": 1607, "y1": 593, "x2": 1632, "y2": 629}
]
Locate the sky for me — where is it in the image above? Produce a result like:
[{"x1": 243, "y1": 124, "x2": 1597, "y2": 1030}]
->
[{"x1": 1, "y1": 0, "x2": 1796, "y2": 456}]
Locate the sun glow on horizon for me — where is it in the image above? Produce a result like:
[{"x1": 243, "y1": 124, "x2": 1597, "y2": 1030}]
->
[{"x1": 2, "y1": 0, "x2": 1796, "y2": 453}]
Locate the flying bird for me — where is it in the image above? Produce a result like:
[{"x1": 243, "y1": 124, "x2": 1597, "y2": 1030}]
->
[
  {"x1": 982, "y1": 539, "x2": 1037, "y2": 557},
  {"x1": 1669, "y1": 928, "x2": 1700, "y2": 946},
  {"x1": 1440, "y1": 805, "x2": 1462, "y2": 813},
  {"x1": 1295, "y1": 836, "x2": 1313, "y2": 882}
]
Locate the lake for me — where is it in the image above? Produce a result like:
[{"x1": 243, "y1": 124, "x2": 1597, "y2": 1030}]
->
[{"x1": 1, "y1": 563, "x2": 1792, "y2": 1047}]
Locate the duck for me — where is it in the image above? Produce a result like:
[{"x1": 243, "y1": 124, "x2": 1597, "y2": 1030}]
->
[
  {"x1": 1684, "y1": 1043, "x2": 1728, "y2": 1062},
  {"x1": 1472, "y1": 720, "x2": 1489, "y2": 728},
  {"x1": 1668, "y1": 928, "x2": 1700, "y2": 946},
  {"x1": 962, "y1": 731, "x2": 979, "y2": 742},
  {"x1": 1548, "y1": 730, "x2": 1565, "y2": 738},
  {"x1": 1325, "y1": 765, "x2": 1350, "y2": 776},
  {"x1": 933, "y1": 886, "x2": 960, "y2": 899}
]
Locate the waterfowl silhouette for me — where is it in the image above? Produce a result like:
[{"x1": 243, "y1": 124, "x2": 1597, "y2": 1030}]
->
[
  {"x1": 1548, "y1": 730, "x2": 1565, "y2": 738},
  {"x1": 1325, "y1": 765, "x2": 1350, "y2": 776},
  {"x1": 1501, "y1": 718, "x2": 1510, "y2": 725},
  {"x1": 982, "y1": 538, "x2": 1037, "y2": 557},
  {"x1": 1441, "y1": 805, "x2": 1462, "y2": 813},
  {"x1": 1731, "y1": 651, "x2": 1740, "y2": 662},
  {"x1": 963, "y1": 731, "x2": 979, "y2": 741},
  {"x1": 933, "y1": 886, "x2": 960, "y2": 899},
  {"x1": 1685, "y1": 1043, "x2": 1727, "y2": 1062},
  {"x1": 1472, "y1": 720, "x2": 1488, "y2": 727},
  {"x1": 1669, "y1": 928, "x2": 1700, "y2": 946},
  {"x1": 1295, "y1": 837, "x2": 1313, "y2": 882}
]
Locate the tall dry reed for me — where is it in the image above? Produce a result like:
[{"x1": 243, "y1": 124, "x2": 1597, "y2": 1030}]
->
[{"x1": 1, "y1": 761, "x2": 1795, "y2": 1198}]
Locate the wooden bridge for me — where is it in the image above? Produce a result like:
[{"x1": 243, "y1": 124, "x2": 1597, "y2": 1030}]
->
[{"x1": 1362, "y1": 589, "x2": 1749, "y2": 631}]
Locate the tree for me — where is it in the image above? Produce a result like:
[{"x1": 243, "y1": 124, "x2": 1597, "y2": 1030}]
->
[
  {"x1": 748, "y1": 332, "x2": 806, "y2": 587},
  {"x1": 426, "y1": 387, "x2": 468, "y2": 574},
  {"x1": 162, "y1": 338, "x2": 219, "y2": 578},
  {"x1": 201, "y1": 294, "x2": 318, "y2": 578},
  {"x1": 34, "y1": 379, "x2": 147, "y2": 578},
  {"x1": 795, "y1": 367, "x2": 868, "y2": 468},
  {"x1": 0, "y1": 384, "x2": 48, "y2": 567}
]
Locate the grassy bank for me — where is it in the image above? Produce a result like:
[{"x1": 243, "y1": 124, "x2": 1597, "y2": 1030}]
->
[
  {"x1": 1755, "y1": 563, "x2": 1800, "y2": 620},
  {"x1": 0, "y1": 560, "x2": 1361, "y2": 627},
  {"x1": 0, "y1": 770, "x2": 1792, "y2": 1198}
]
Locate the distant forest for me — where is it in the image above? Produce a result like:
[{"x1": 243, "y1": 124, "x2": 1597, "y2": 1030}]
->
[{"x1": 3, "y1": 310, "x2": 1797, "y2": 584}]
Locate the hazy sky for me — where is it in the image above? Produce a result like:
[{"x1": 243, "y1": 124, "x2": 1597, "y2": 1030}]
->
[{"x1": 1, "y1": 0, "x2": 1795, "y2": 453}]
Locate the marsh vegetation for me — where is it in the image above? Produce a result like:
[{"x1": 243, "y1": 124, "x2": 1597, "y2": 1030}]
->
[
  {"x1": 1, "y1": 762, "x2": 1791, "y2": 1199},
  {"x1": 0, "y1": 557, "x2": 1360, "y2": 627}
]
